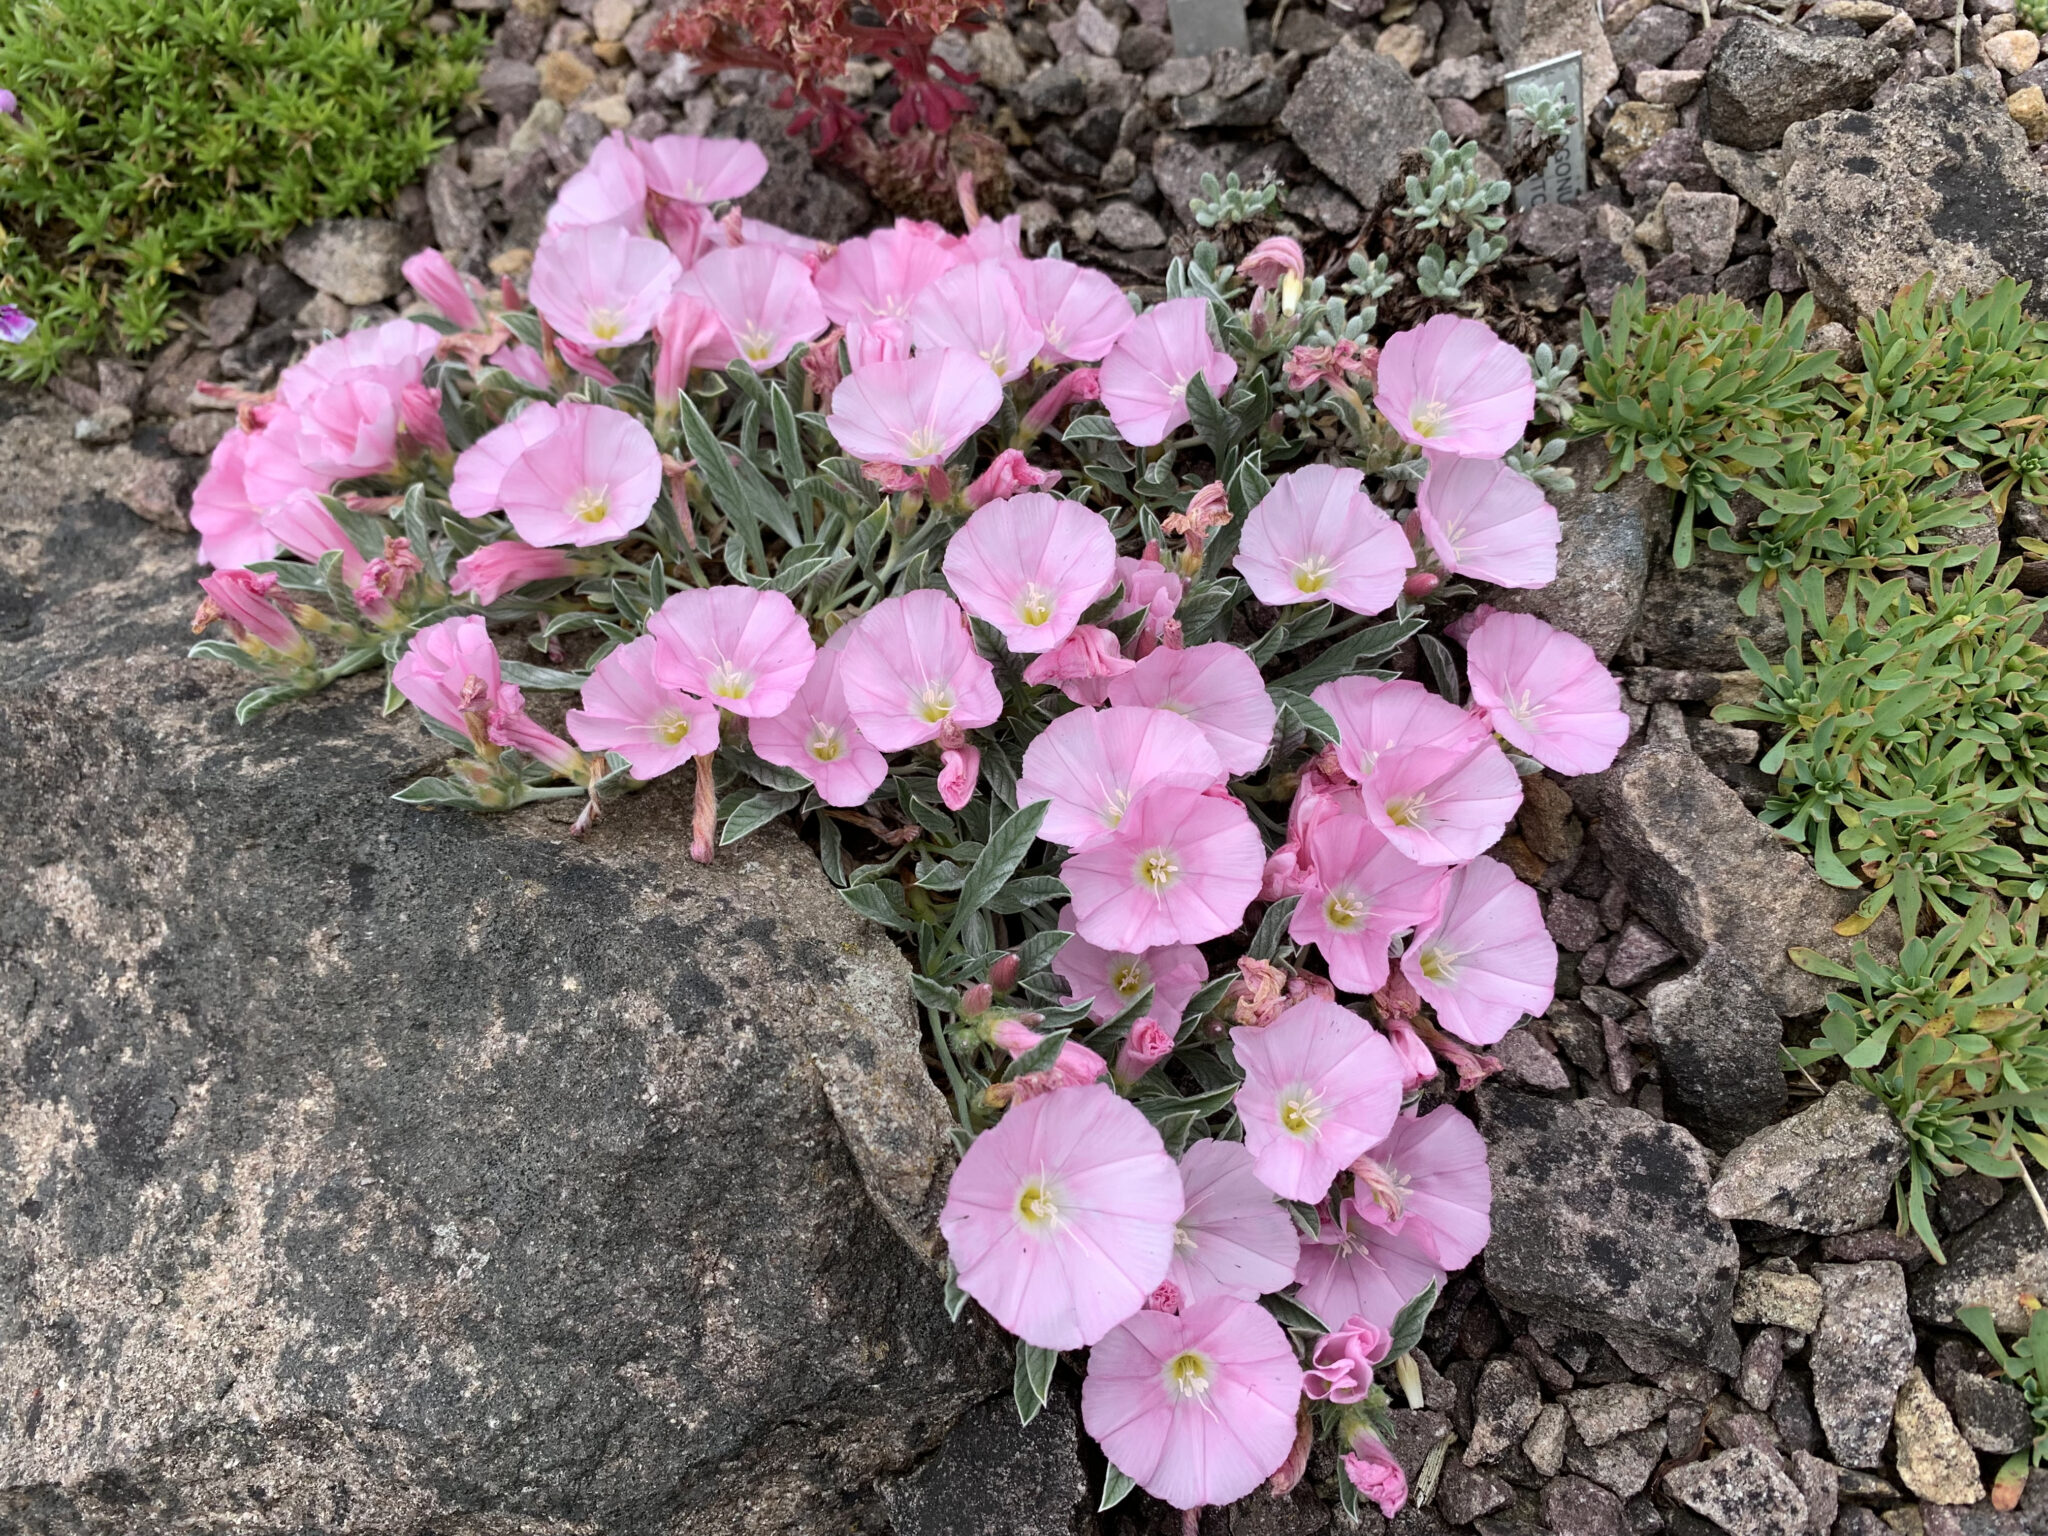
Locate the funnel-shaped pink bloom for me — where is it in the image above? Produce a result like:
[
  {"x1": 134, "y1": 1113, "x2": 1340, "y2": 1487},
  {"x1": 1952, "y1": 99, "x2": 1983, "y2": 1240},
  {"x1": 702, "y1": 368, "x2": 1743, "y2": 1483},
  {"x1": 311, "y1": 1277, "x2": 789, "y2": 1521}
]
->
[
  {"x1": 1100, "y1": 297, "x2": 1239, "y2": 448},
  {"x1": 814, "y1": 226, "x2": 958, "y2": 324},
  {"x1": 846, "y1": 315, "x2": 913, "y2": 367},
  {"x1": 195, "y1": 569, "x2": 301, "y2": 653},
  {"x1": 1164, "y1": 1138, "x2": 1302, "y2": 1306},
  {"x1": 940, "y1": 1083, "x2": 1183, "y2": 1349},
  {"x1": 489, "y1": 341, "x2": 552, "y2": 389},
  {"x1": 1402, "y1": 854, "x2": 1555, "y2": 1045},
  {"x1": 1019, "y1": 706, "x2": 1227, "y2": 849},
  {"x1": 530, "y1": 224, "x2": 681, "y2": 350},
  {"x1": 448, "y1": 403, "x2": 561, "y2": 518},
  {"x1": 495, "y1": 400, "x2": 662, "y2": 547},
  {"x1": 986, "y1": 1016, "x2": 1108, "y2": 1092},
  {"x1": 943, "y1": 492, "x2": 1115, "y2": 654},
  {"x1": 1012, "y1": 257, "x2": 1134, "y2": 363},
  {"x1": 263, "y1": 489, "x2": 367, "y2": 583},
  {"x1": 909, "y1": 262, "x2": 1043, "y2": 382},
  {"x1": 1302, "y1": 1316, "x2": 1389, "y2": 1405},
  {"x1": 566, "y1": 635, "x2": 719, "y2": 779},
  {"x1": 402, "y1": 248, "x2": 484, "y2": 330},
  {"x1": 837, "y1": 589, "x2": 1002, "y2": 750},
  {"x1": 654, "y1": 291, "x2": 725, "y2": 407},
  {"x1": 955, "y1": 213, "x2": 1022, "y2": 263},
  {"x1": 1374, "y1": 313, "x2": 1534, "y2": 458},
  {"x1": 1050, "y1": 904, "x2": 1208, "y2": 1025},
  {"x1": 1081, "y1": 1295, "x2": 1304, "y2": 1511},
  {"x1": 826, "y1": 350, "x2": 1002, "y2": 467},
  {"x1": 675, "y1": 244, "x2": 829, "y2": 370},
  {"x1": 1313, "y1": 675, "x2": 1491, "y2": 784},
  {"x1": 1063, "y1": 785, "x2": 1263, "y2": 951},
  {"x1": 1290, "y1": 814, "x2": 1447, "y2": 995},
  {"x1": 647, "y1": 585, "x2": 817, "y2": 719},
  {"x1": 190, "y1": 430, "x2": 281, "y2": 568},
  {"x1": 450, "y1": 538, "x2": 587, "y2": 605},
  {"x1": 391, "y1": 614, "x2": 503, "y2": 732},
  {"x1": 1237, "y1": 463, "x2": 1413, "y2": 615},
  {"x1": 545, "y1": 132, "x2": 649, "y2": 234},
  {"x1": 1415, "y1": 452, "x2": 1560, "y2": 588},
  {"x1": 238, "y1": 409, "x2": 336, "y2": 508},
  {"x1": 1107, "y1": 643, "x2": 1277, "y2": 776},
  {"x1": 1465, "y1": 610, "x2": 1629, "y2": 775},
  {"x1": 1293, "y1": 1199, "x2": 1446, "y2": 1336},
  {"x1": 632, "y1": 134, "x2": 768, "y2": 203},
  {"x1": 1234, "y1": 999, "x2": 1403, "y2": 1203},
  {"x1": 1351, "y1": 1106, "x2": 1491, "y2": 1270},
  {"x1": 752, "y1": 632, "x2": 890, "y2": 807},
  {"x1": 274, "y1": 319, "x2": 443, "y2": 480},
  {"x1": 1358, "y1": 738, "x2": 1522, "y2": 867}
]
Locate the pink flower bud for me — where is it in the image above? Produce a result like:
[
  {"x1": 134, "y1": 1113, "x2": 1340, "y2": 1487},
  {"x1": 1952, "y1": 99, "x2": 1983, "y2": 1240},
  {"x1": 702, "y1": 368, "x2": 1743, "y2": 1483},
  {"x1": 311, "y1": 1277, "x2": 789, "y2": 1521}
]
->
[
  {"x1": 1115, "y1": 1017, "x2": 1176, "y2": 1082},
  {"x1": 484, "y1": 684, "x2": 585, "y2": 777},
  {"x1": 1144, "y1": 1279, "x2": 1183, "y2": 1313},
  {"x1": 960, "y1": 982, "x2": 994, "y2": 1017},
  {"x1": 1342, "y1": 1434, "x2": 1408, "y2": 1519},
  {"x1": 1402, "y1": 570, "x2": 1442, "y2": 600},
  {"x1": 988, "y1": 953, "x2": 1021, "y2": 994},
  {"x1": 938, "y1": 743, "x2": 981, "y2": 811},
  {"x1": 1441, "y1": 602, "x2": 1497, "y2": 643},
  {"x1": 986, "y1": 1017, "x2": 1107, "y2": 1090},
  {"x1": 963, "y1": 447, "x2": 1062, "y2": 509},
  {"x1": 1303, "y1": 1316, "x2": 1391, "y2": 1405},
  {"x1": 1020, "y1": 624, "x2": 1134, "y2": 706},
  {"x1": 1020, "y1": 365, "x2": 1103, "y2": 437},
  {"x1": 1381, "y1": 1014, "x2": 1439, "y2": 1093},
  {"x1": 451, "y1": 540, "x2": 592, "y2": 606},
  {"x1": 1238, "y1": 236, "x2": 1306, "y2": 290},
  {"x1": 399, "y1": 384, "x2": 450, "y2": 455},
  {"x1": 193, "y1": 569, "x2": 303, "y2": 655},
  {"x1": 655, "y1": 292, "x2": 723, "y2": 412},
  {"x1": 401, "y1": 248, "x2": 484, "y2": 331}
]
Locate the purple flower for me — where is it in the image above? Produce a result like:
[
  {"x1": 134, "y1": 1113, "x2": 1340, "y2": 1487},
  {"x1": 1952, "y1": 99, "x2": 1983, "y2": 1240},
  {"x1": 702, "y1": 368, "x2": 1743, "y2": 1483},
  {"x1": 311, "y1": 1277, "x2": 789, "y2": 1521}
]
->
[{"x1": 0, "y1": 304, "x2": 35, "y2": 344}]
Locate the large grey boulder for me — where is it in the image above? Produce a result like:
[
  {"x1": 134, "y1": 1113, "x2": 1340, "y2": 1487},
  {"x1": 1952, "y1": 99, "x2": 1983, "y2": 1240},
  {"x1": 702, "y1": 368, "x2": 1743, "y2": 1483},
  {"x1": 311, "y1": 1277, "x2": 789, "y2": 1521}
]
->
[
  {"x1": 1279, "y1": 38, "x2": 1442, "y2": 212},
  {"x1": 0, "y1": 401, "x2": 1007, "y2": 1533},
  {"x1": 1776, "y1": 74, "x2": 2048, "y2": 321},
  {"x1": 1701, "y1": 18, "x2": 1899, "y2": 149}
]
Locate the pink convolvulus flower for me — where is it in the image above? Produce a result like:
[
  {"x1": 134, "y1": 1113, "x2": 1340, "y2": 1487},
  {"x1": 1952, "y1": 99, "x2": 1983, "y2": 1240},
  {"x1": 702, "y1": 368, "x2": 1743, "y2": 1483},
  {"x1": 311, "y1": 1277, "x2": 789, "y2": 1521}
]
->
[
  {"x1": 632, "y1": 134, "x2": 768, "y2": 203},
  {"x1": 814, "y1": 226, "x2": 957, "y2": 325},
  {"x1": 1260, "y1": 745, "x2": 1357, "y2": 901},
  {"x1": 837, "y1": 589, "x2": 1002, "y2": 749},
  {"x1": 488, "y1": 341, "x2": 552, "y2": 389},
  {"x1": 1112, "y1": 550, "x2": 1184, "y2": 645},
  {"x1": 1050, "y1": 904, "x2": 1208, "y2": 1025},
  {"x1": 530, "y1": 224, "x2": 681, "y2": 350},
  {"x1": 401, "y1": 248, "x2": 484, "y2": 330},
  {"x1": 565, "y1": 635, "x2": 718, "y2": 779},
  {"x1": 189, "y1": 429, "x2": 281, "y2": 569},
  {"x1": 1019, "y1": 364, "x2": 1103, "y2": 438},
  {"x1": 263, "y1": 489, "x2": 368, "y2": 583},
  {"x1": 1164, "y1": 1137, "x2": 1302, "y2": 1306},
  {"x1": 1303, "y1": 1316, "x2": 1390, "y2": 1404},
  {"x1": 939, "y1": 1083, "x2": 1183, "y2": 1348},
  {"x1": 647, "y1": 585, "x2": 817, "y2": 719},
  {"x1": 1381, "y1": 1012, "x2": 1440, "y2": 1094},
  {"x1": 448, "y1": 403, "x2": 561, "y2": 518},
  {"x1": 391, "y1": 614, "x2": 505, "y2": 735},
  {"x1": 1238, "y1": 235, "x2": 1306, "y2": 290},
  {"x1": 963, "y1": 448, "x2": 1061, "y2": 509},
  {"x1": 751, "y1": 631, "x2": 890, "y2": 807},
  {"x1": 984, "y1": 1016, "x2": 1108, "y2": 1093},
  {"x1": 942, "y1": 491, "x2": 1115, "y2": 654},
  {"x1": 482, "y1": 683, "x2": 585, "y2": 776},
  {"x1": 1290, "y1": 814, "x2": 1447, "y2": 995},
  {"x1": 827, "y1": 350, "x2": 1002, "y2": 468},
  {"x1": 674, "y1": 244, "x2": 830, "y2": 370},
  {"x1": 1018, "y1": 705, "x2": 1226, "y2": 849},
  {"x1": 1099, "y1": 296, "x2": 1239, "y2": 448},
  {"x1": 1293, "y1": 1198, "x2": 1446, "y2": 1336},
  {"x1": 273, "y1": 319, "x2": 442, "y2": 480},
  {"x1": 1358, "y1": 737, "x2": 1523, "y2": 867},
  {"x1": 909, "y1": 261, "x2": 1044, "y2": 383},
  {"x1": 1116, "y1": 1018, "x2": 1176, "y2": 1082},
  {"x1": 495, "y1": 400, "x2": 662, "y2": 547},
  {"x1": 954, "y1": 212, "x2": 1022, "y2": 263},
  {"x1": 1233, "y1": 998, "x2": 1403, "y2": 1203},
  {"x1": 1081, "y1": 1295, "x2": 1305, "y2": 1511},
  {"x1": 1020, "y1": 624, "x2": 1133, "y2": 706},
  {"x1": 1062, "y1": 785, "x2": 1263, "y2": 952},
  {"x1": 938, "y1": 741, "x2": 981, "y2": 811},
  {"x1": 450, "y1": 539, "x2": 592, "y2": 606},
  {"x1": 1464, "y1": 610, "x2": 1630, "y2": 775},
  {"x1": 1106, "y1": 643, "x2": 1278, "y2": 777},
  {"x1": 1008, "y1": 257, "x2": 1134, "y2": 364},
  {"x1": 1236, "y1": 463, "x2": 1414, "y2": 616},
  {"x1": 0, "y1": 89, "x2": 17, "y2": 120},
  {"x1": 545, "y1": 132, "x2": 649, "y2": 234},
  {"x1": 653, "y1": 291, "x2": 725, "y2": 410},
  {"x1": 1402, "y1": 854, "x2": 1556, "y2": 1045},
  {"x1": 1350, "y1": 1105, "x2": 1492, "y2": 1270},
  {"x1": 1414, "y1": 451, "x2": 1560, "y2": 588},
  {"x1": 193, "y1": 569, "x2": 304, "y2": 655},
  {"x1": 1344, "y1": 1433, "x2": 1410, "y2": 1519},
  {"x1": 1311, "y1": 675, "x2": 1491, "y2": 784},
  {"x1": 1374, "y1": 313, "x2": 1535, "y2": 458},
  {"x1": 1224, "y1": 956, "x2": 1289, "y2": 1029},
  {"x1": 846, "y1": 314, "x2": 914, "y2": 368},
  {"x1": 0, "y1": 304, "x2": 35, "y2": 344}
]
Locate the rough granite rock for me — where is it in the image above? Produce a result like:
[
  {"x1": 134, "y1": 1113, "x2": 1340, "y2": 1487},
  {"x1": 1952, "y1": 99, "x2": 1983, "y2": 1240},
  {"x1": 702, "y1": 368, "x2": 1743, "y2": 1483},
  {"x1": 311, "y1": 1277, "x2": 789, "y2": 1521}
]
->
[
  {"x1": 1891, "y1": 1369, "x2": 1986, "y2": 1506},
  {"x1": 882, "y1": 1388, "x2": 1089, "y2": 1536},
  {"x1": 1776, "y1": 74, "x2": 2048, "y2": 320},
  {"x1": 1664, "y1": 1446, "x2": 1811, "y2": 1536},
  {"x1": 279, "y1": 218, "x2": 410, "y2": 305},
  {"x1": 1634, "y1": 544, "x2": 1787, "y2": 673},
  {"x1": 1279, "y1": 38, "x2": 1443, "y2": 211},
  {"x1": 1911, "y1": 1183, "x2": 2048, "y2": 1335},
  {"x1": 1477, "y1": 1089, "x2": 1739, "y2": 1365},
  {"x1": 1646, "y1": 947, "x2": 1788, "y2": 1152},
  {"x1": 731, "y1": 103, "x2": 874, "y2": 242},
  {"x1": 1708, "y1": 1082, "x2": 1909, "y2": 1233},
  {"x1": 1947, "y1": 1369, "x2": 2033, "y2": 1456},
  {"x1": 1702, "y1": 18, "x2": 1900, "y2": 149},
  {"x1": 0, "y1": 399, "x2": 1005, "y2": 1533},
  {"x1": 1494, "y1": 0, "x2": 1620, "y2": 106},
  {"x1": 1732, "y1": 1266, "x2": 1824, "y2": 1334},
  {"x1": 1811, "y1": 1262, "x2": 1917, "y2": 1469}
]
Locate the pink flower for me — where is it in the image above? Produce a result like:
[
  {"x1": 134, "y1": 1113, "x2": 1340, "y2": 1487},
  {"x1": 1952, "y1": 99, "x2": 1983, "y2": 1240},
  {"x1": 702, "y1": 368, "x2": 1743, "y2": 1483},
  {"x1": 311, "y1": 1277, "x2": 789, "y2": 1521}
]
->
[
  {"x1": 1381, "y1": 1013, "x2": 1439, "y2": 1093},
  {"x1": 1233, "y1": 998, "x2": 1403, "y2": 1203},
  {"x1": 1106, "y1": 643, "x2": 1277, "y2": 776},
  {"x1": 273, "y1": 319, "x2": 443, "y2": 479},
  {"x1": 239, "y1": 408, "x2": 337, "y2": 509},
  {"x1": 942, "y1": 491, "x2": 1115, "y2": 654},
  {"x1": 1465, "y1": 610, "x2": 1630, "y2": 775},
  {"x1": 1290, "y1": 814, "x2": 1447, "y2": 994},
  {"x1": 1050, "y1": 904, "x2": 1208, "y2": 1025},
  {"x1": 846, "y1": 315, "x2": 913, "y2": 367},
  {"x1": 955, "y1": 213, "x2": 1022, "y2": 263},
  {"x1": 1303, "y1": 1316, "x2": 1390, "y2": 1404},
  {"x1": 1010, "y1": 257, "x2": 1134, "y2": 363},
  {"x1": 938, "y1": 742, "x2": 981, "y2": 811},
  {"x1": 391, "y1": 614, "x2": 504, "y2": 734},
  {"x1": 632, "y1": 134, "x2": 768, "y2": 203},
  {"x1": 963, "y1": 448, "x2": 1061, "y2": 509},
  {"x1": 402, "y1": 248, "x2": 484, "y2": 330},
  {"x1": 1402, "y1": 854, "x2": 1556, "y2": 1045},
  {"x1": 909, "y1": 262, "x2": 1043, "y2": 382},
  {"x1": 1236, "y1": 463, "x2": 1414, "y2": 615},
  {"x1": 189, "y1": 430, "x2": 281, "y2": 568},
  {"x1": 1294, "y1": 1198, "x2": 1446, "y2": 1336},
  {"x1": 1374, "y1": 313, "x2": 1534, "y2": 458},
  {"x1": 565, "y1": 635, "x2": 719, "y2": 779},
  {"x1": 483, "y1": 684, "x2": 585, "y2": 776},
  {"x1": 1081, "y1": 1295, "x2": 1305, "y2": 1511},
  {"x1": 1312, "y1": 675, "x2": 1492, "y2": 784},
  {"x1": 826, "y1": 350, "x2": 1002, "y2": 468},
  {"x1": 489, "y1": 342, "x2": 552, "y2": 389},
  {"x1": 495, "y1": 401, "x2": 662, "y2": 547},
  {"x1": 1146, "y1": 1280, "x2": 1183, "y2": 1314},
  {"x1": 1019, "y1": 364, "x2": 1103, "y2": 438},
  {"x1": 1112, "y1": 552, "x2": 1183, "y2": 644},
  {"x1": 647, "y1": 585, "x2": 817, "y2": 718},
  {"x1": 1343, "y1": 1433, "x2": 1410, "y2": 1520},
  {"x1": 530, "y1": 224, "x2": 680, "y2": 349},
  {"x1": 940, "y1": 1083, "x2": 1182, "y2": 1348},
  {"x1": 263, "y1": 489, "x2": 367, "y2": 583},
  {"x1": 1226, "y1": 956, "x2": 1290, "y2": 1029},
  {"x1": 837, "y1": 589, "x2": 1002, "y2": 749},
  {"x1": 1358, "y1": 738, "x2": 1523, "y2": 867},
  {"x1": 653, "y1": 291, "x2": 725, "y2": 408},
  {"x1": 1020, "y1": 624, "x2": 1133, "y2": 705},
  {"x1": 1063, "y1": 785, "x2": 1263, "y2": 952},
  {"x1": 814, "y1": 226, "x2": 957, "y2": 325},
  {"x1": 675, "y1": 244, "x2": 829, "y2": 370},
  {"x1": 451, "y1": 539, "x2": 589, "y2": 606},
  {"x1": 1238, "y1": 236, "x2": 1306, "y2": 290},
  {"x1": 1116, "y1": 1018, "x2": 1176, "y2": 1081},
  {"x1": 1415, "y1": 452, "x2": 1560, "y2": 588},
  {"x1": 751, "y1": 632, "x2": 890, "y2": 807},
  {"x1": 1350, "y1": 1106, "x2": 1492, "y2": 1270},
  {"x1": 1099, "y1": 297, "x2": 1239, "y2": 448},
  {"x1": 1164, "y1": 1138, "x2": 1302, "y2": 1305},
  {"x1": 985, "y1": 1016, "x2": 1108, "y2": 1092},
  {"x1": 448, "y1": 403, "x2": 561, "y2": 518},
  {"x1": 545, "y1": 132, "x2": 649, "y2": 234},
  {"x1": 352, "y1": 536, "x2": 423, "y2": 623},
  {"x1": 1018, "y1": 705, "x2": 1226, "y2": 849},
  {"x1": 193, "y1": 569, "x2": 302, "y2": 653}
]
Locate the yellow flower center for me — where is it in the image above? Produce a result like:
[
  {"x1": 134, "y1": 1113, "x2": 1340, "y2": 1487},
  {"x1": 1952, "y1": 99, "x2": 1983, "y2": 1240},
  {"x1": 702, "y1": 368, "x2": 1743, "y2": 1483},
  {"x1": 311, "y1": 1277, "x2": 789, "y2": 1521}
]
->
[
  {"x1": 915, "y1": 681, "x2": 956, "y2": 724},
  {"x1": 1136, "y1": 848, "x2": 1180, "y2": 892},
  {"x1": 570, "y1": 486, "x2": 611, "y2": 524},
  {"x1": 1410, "y1": 399, "x2": 1451, "y2": 438},
  {"x1": 1278, "y1": 1087, "x2": 1324, "y2": 1138},
  {"x1": 707, "y1": 660, "x2": 753, "y2": 700},
  {"x1": 1324, "y1": 889, "x2": 1367, "y2": 932},
  {"x1": 1417, "y1": 946, "x2": 1457, "y2": 983},
  {"x1": 1385, "y1": 794, "x2": 1426, "y2": 827},
  {"x1": 1292, "y1": 554, "x2": 1337, "y2": 595},
  {"x1": 1017, "y1": 584, "x2": 1056, "y2": 627},
  {"x1": 655, "y1": 709, "x2": 694, "y2": 746},
  {"x1": 901, "y1": 426, "x2": 945, "y2": 461},
  {"x1": 587, "y1": 306, "x2": 626, "y2": 342},
  {"x1": 1111, "y1": 959, "x2": 1149, "y2": 999},
  {"x1": 1017, "y1": 1178, "x2": 1060, "y2": 1229},
  {"x1": 738, "y1": 321, "x2": 776, "y2": 363},
  {"x1": 1166, "y1": 1351, "x2": 1213, "y2": 1403},
  {"x1": 807, "y1": 722, "x2": 845, "y2": 763}
]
